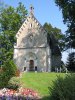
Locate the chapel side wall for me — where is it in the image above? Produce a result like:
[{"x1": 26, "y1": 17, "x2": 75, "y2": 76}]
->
[
  {"x1": 13, "y1": 48, "x2": 25, "y2": 71},
  {"x1": 46, "y1": 46, "x2": 51, "y2": 72}
]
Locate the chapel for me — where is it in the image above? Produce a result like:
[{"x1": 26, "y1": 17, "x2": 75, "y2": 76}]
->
[{"x1": 13, "y1": 5, "x2": 61, "y2": 72}]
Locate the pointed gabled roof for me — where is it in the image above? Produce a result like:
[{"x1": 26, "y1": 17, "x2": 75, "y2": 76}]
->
[{"x1": 16, "y1": 6, "x2": 46, "y2": 38}]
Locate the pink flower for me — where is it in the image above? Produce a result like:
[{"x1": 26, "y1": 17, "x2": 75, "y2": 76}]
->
[{"x1": 0, "y1": 88, "x2": 39, "y2": 98}]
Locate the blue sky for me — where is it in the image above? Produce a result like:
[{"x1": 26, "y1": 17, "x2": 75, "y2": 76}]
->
[
  {"x1": 3, "y1": 0, "x2": 67, "y2": 33},
  {"x1": 3, "y1": 0, "x2": 68, "y2": 63}
]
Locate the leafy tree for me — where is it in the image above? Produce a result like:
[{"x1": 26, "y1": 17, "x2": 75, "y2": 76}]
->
[
  {"x1": 43, "y1": 23, "x2": 65, "y2": 52},
  {"x1": 66, "y1": 52, "x2": 75, "y2": 72},
  {"x1": 16, "y1": 2, "x2": 28, "y2": 23},
  {"x1": 0, "y1": 0, "x2": 7, "y2": 13},
  {"x1": 0, "y1": 2, "x2": 28, "y2": 88},
  {"x1": 0, "y1": 2, "x2": 28, "y2": 66},
  {"x1": 55, "y1": 0, "x2": 75, "y2": 49}
]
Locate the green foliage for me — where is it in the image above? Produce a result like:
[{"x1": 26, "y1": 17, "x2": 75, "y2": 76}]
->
[
  {"x1": 0, "y1": 2, "x2": 28, "y2": 66},
  {"x1": 43, "y1": 23, "x2": 65, "y2": 52},
  {"x1": 49, "y1": 74, "x2": 75, "y2": 100},
  {"x1": 0, "y1": 72, "x2": 9, "y2": 88},
  {"x1": 55, "y1": 0, "x2": 75, "y2": 49},
  {"x1": 3, "y1": 60, "x2": 17, "y2": 77},
  {"x1": 66, "y1": 52, "x2": 75, "y2": 72},
  {"x1": 0, "y1": 60, "x2": 17, "y2": 88},
  {"x1": 16, "y1": 2, "x2": 28, "y2": 23},
  {"x1": 7, "y1": 77, "x2": 20, "y2": 90}
]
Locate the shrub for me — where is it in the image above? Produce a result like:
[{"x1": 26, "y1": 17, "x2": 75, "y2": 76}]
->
[
  {"x1": 7, "y1": 77, "x2": 20, "y2": 90},
  {"x1": 49, "y1": 74, "x2": 75, "y2": 100},
  {"x1": 0, "y1": 72, "x2": 9, "y2": 88},
  {"x1": 3, "y1": 60, "x2": 17, "y2": 77},
  {"x1": 0, "y1": 60, "x2": 17, "y2": 88}
]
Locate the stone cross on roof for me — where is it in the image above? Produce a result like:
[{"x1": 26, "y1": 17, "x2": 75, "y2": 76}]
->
[{"x1": 30, "y1": 4, "x2": 34, "y2": 15}]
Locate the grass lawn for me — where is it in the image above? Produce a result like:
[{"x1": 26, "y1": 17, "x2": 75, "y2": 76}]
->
[{"x1": 20, "y1": 72, "x2": 65, "y2": 97}]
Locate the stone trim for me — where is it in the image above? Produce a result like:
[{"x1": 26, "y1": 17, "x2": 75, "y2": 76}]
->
[{"x1": 14, "y1": 46, "x2": 47, "y2": 49}]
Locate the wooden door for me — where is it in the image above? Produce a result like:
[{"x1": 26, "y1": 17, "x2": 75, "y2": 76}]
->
[{"x1": 29, "y1": 60, "x2": 34, "y2": 71}]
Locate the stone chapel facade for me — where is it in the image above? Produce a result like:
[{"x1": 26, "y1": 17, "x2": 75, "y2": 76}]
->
[{"x1": 14, "y1": 6, "x2": 61, "y2": 72}]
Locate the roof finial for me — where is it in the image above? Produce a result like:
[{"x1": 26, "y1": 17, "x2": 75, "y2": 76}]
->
[{"x1": 30, "y1": 4, "x2": 34, "y2": 15}]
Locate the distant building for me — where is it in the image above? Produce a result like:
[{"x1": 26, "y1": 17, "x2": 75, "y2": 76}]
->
[{"x1": 14, "y1": 5, "x2": 61, "y2": 72}]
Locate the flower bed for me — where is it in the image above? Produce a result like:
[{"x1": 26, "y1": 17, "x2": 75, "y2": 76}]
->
[{"x1": 0, "y1": 88, "x2": 39, "y2": 100}]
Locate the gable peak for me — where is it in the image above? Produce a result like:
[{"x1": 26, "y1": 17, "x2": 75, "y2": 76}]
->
[{"x1": 30, "y1": 4, "x2": 34, "y2": 15}]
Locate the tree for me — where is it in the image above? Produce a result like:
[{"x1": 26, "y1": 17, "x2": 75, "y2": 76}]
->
[
  {"x1": 0, "y1": 2, "x2": 28, "y2": 88},
  {"x1": 55, "y1": 0, "x2": 75, "y2": 49},
  {"x1": 0, "y1": 2, "x2": 28, "y2": 66},
  {"x1": 43, "y1": 23, "x2": 65, "y2": 52},
  {"x1": 66, "y1": 52, "x2": 75, "y2": 71}
]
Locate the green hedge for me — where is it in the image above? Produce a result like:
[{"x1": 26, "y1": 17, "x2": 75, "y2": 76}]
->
[
  {"x1": 0, "y1": 60, "x2": 17, "y2": 88},
  {"x1": 49, "y1": 74, "x2": 75, "y2": 100}
]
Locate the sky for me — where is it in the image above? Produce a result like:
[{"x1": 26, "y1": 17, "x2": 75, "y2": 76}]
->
[{"x1": 2, "y1": 0, "x2": 68, "y2": 63}]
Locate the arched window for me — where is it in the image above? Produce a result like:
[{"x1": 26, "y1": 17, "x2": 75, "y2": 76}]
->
[{"x1": 30, "y1": 23, "x2": 32, "y2": 28}]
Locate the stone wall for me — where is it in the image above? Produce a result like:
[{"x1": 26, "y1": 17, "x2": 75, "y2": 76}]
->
[{"x1": 14, "y1": 47, "x2": 47, "y2": 72}]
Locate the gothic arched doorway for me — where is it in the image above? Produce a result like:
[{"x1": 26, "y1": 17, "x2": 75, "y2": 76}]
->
[{"x1": 29, "y1": 60, "x2": 34, "y2": 71}]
